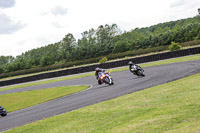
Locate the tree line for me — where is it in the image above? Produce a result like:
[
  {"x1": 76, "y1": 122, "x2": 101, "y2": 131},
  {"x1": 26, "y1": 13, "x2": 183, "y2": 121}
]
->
[{"x1": 0, "y1": 15, "x2": 200, "y2": 76}]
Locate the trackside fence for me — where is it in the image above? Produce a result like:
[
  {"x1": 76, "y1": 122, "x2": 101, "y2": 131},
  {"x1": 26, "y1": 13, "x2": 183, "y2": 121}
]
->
[{"x1": 0, "y1": 47, "x2": 200, "y2": 87}]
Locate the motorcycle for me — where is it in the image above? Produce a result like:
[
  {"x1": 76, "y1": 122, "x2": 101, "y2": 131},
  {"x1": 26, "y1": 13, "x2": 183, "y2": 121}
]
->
[
  {"x1": 0, "y1": 106, "x2": 7, "y2": 117},
  {"x1": 98, "y1": 72, "x2": 114, "y2": 85},
  {"x1": 129, "y1": 63, "x2": 145, "y2": 77}
]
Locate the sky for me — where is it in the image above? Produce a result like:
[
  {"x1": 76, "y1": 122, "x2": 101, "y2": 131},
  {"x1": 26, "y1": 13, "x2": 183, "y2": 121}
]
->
[{"x1": 0, "y1": 0, "x2": 199, "y2": 57}]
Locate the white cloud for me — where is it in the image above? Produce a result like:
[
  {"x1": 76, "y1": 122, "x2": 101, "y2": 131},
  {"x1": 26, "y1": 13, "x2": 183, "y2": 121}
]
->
[
  {"x1": 0, "y1": 0, "x2": 15, "y2": 8},
  {"x1": 170, "y1": 0, "x2": 185, "y2": 8},
  {"x1": 0, "y1": 0, "x2": 199, "y2": 57},
  {"x1": 41, "y1": 6, "x2": 68, "y2": 16},
  {"x1": 0, "y1": 13, "x2": 25, "y2": 34},
  {"x1": 50, "y1": 6, "x2": 68, "y2": 16}
]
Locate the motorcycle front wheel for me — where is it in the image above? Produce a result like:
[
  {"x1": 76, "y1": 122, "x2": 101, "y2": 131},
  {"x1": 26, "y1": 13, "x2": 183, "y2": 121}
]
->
[
  {"x1": 1, "y1": 111, "x2": 7, "y2": 116},
  {"x1": 104, "y1": 77, "x2": 114, "y2": 85},
  {"x1": 137, "y1": 70, "x2": 145, "y2": 77}
]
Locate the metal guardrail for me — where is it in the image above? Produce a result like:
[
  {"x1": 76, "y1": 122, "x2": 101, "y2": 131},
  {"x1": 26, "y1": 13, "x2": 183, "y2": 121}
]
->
[{"x1": 0, "y1": 47, "x2": 200, "y2": 87}]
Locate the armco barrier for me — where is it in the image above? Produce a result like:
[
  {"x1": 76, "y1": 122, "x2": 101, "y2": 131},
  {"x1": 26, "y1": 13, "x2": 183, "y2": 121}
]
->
[{"x1": 0, "y1": 47, "x2": 200, "y2": 87}]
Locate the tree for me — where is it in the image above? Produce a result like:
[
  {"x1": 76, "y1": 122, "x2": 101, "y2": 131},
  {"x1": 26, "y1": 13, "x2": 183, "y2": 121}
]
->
[
  {"x1": 113, "y1": 40, "x2": 130, "y2": 53},
  {"x1": 59, "y1": 33, "x2": 76, "y2": 60},
  {"x1": 0, "y1": 56, "x2": 14, "y2": 66},
  {"x1": 0, "y1": 66, "x2": 4, "y2": 74},
  {"x1": 96, "y1": 24, "x2": 121, "y2": 55},
  {"x1": 40, "y1": 56, "x2": 51, "y2": 66},
  {"x1": 198, "y1": 8, "x2": 200, "y2": 15}
]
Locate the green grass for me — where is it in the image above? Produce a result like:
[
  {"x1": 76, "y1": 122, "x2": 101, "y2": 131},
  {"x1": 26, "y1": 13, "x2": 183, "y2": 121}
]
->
[
  {"x1": 0, "y1": 73, "x2": 93, "y2": 92},
  {"x1": 6, "y1": 73, "x2": 200, "y2": 133},
  {"x1": 0, "y1": 85, "x2": 89, "y2": 113},
  {"x1": 1, "y1": 54, "x2": 200, "y2": 93}
]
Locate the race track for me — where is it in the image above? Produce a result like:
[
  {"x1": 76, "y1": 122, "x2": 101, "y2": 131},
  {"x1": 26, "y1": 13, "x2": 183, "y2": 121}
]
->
[{"x1": 0, "y1": 59, "x2": 200, "y2": 132}]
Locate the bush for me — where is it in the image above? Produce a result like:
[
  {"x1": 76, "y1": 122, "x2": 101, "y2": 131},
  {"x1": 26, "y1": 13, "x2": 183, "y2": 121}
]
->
[
  {"x1": 180, "y1": 40, "x2": 200, "y2": 47},
  {"x1": 99, "y1": 57, "x2": 108, "y2": 64},
  {"x1": 168, "y1": 42, "x2": 182, "y2": 51}
]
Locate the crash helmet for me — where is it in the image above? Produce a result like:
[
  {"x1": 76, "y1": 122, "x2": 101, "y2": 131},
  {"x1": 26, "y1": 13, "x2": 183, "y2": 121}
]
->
[
  {"x1": 95, "y1": 67, "x2": 100, "y2": 71},
  {"x1": 128, "y1": 61, "x2": 134, "y2": 65}
]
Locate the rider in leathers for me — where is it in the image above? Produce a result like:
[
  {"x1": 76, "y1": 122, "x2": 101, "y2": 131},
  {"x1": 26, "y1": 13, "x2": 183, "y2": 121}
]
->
[
  {"x1": 128, "y1": 61, "x2": 140, "y2": 72},
  {"x1": 95, "y1": 68, "x2": 105, "y2": 84}
]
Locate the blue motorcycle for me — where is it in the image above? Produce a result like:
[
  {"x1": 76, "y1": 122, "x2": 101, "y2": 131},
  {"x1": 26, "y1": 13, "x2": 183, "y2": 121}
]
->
[{"x1": 0, "y1": 106, "x2": 7, "y2": 117}]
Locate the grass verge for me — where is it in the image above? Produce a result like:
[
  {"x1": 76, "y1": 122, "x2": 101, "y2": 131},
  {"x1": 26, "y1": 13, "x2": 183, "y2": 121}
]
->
[
  {"x1": 1, "y1": 54, "x2": 200, "y2": 92},
  {"x1": 0, "y1": 73, "x2": 92, "y2": 92},
  {"x1": 0, "y1": 85, "x2": 89, "y2": 113},
  {"x1": 6, "y1": 73, "x2": 200, "y2": 133}
]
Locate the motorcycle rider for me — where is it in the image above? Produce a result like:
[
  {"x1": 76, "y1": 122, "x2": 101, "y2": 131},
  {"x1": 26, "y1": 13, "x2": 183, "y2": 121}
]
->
[
  {"x1": 128, "y1": 61, "x2": 145, "y2": 77},
  {"x1": 95, "y1": 68, "x2": 106, "y2": 84},
  {"x1": 128, "y1": 61, "x2": 141, "y2": 72},
  {"x1": 128, "y1": 61, "x2": 135, "y2": 70}
]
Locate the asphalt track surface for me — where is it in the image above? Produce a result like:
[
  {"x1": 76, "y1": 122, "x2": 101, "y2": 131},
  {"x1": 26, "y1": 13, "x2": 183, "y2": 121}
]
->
[{"x1": 0, "y1": 59, "x2": 200, "y2": 132}]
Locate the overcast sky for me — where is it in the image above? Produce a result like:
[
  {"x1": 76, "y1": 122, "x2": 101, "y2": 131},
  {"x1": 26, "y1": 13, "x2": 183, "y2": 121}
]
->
[{"x1": 0, "y1": 0, "x2": 199, "y2": 57}]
